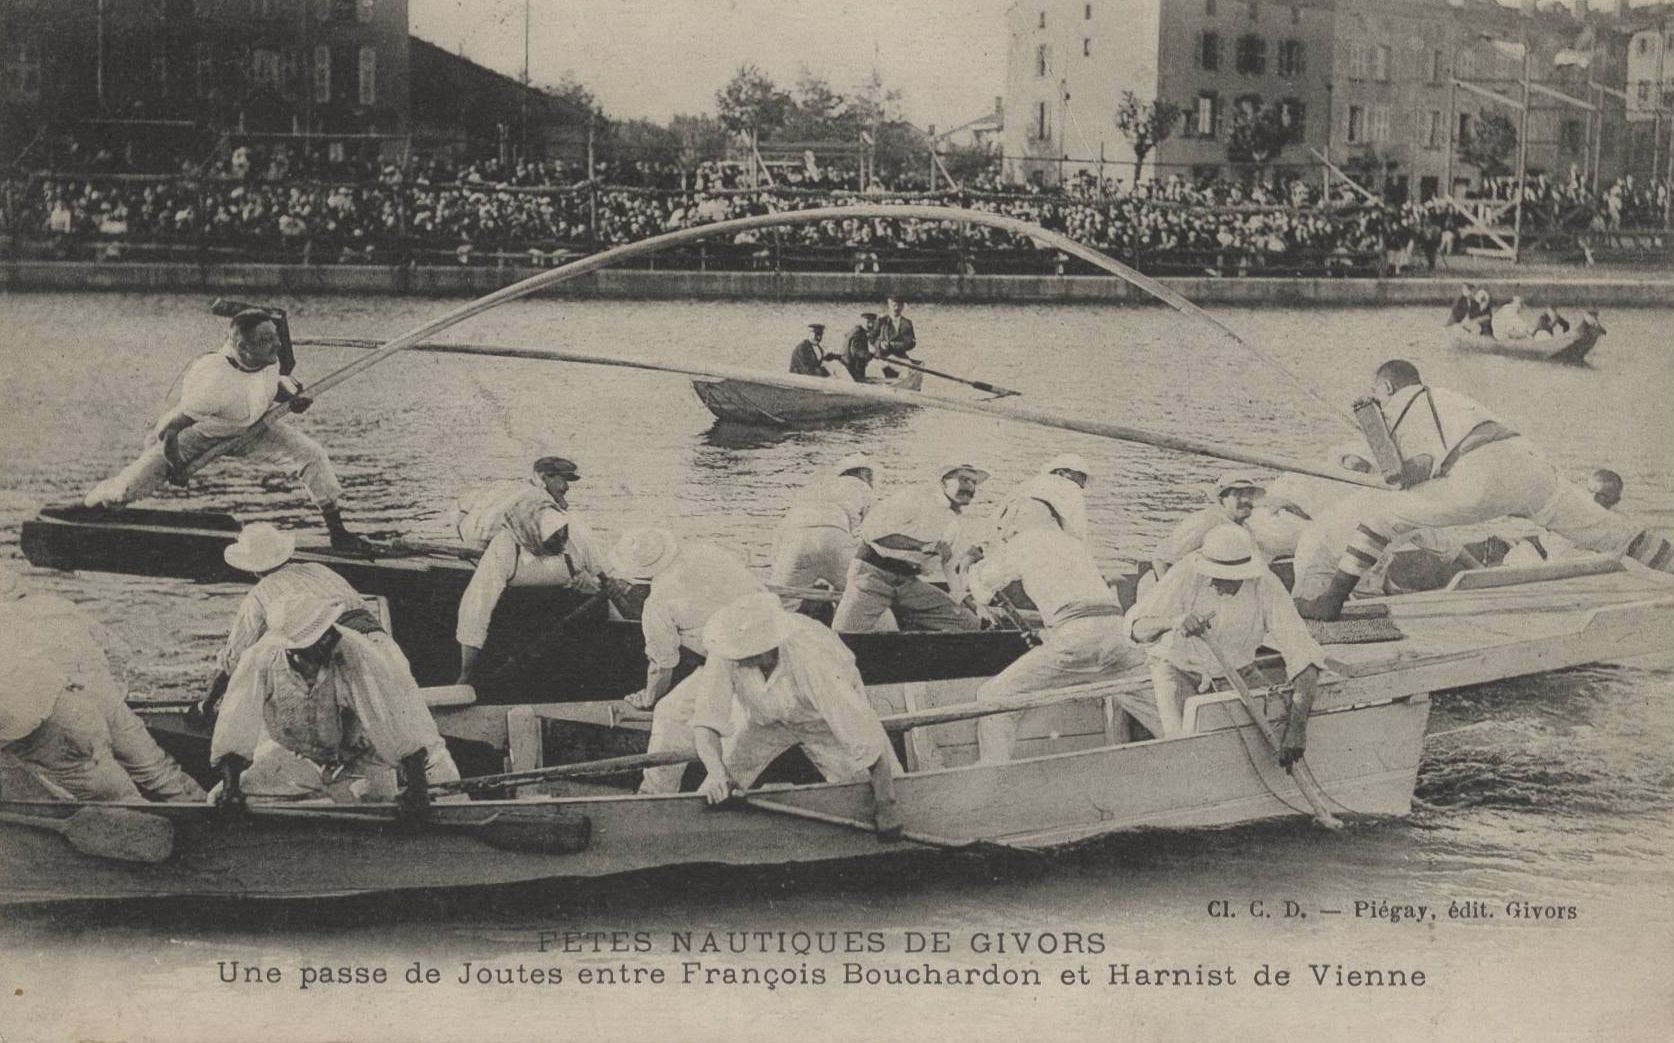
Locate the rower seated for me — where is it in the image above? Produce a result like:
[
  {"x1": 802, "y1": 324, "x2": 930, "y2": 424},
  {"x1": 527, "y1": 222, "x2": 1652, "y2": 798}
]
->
[
  {"x1": 210, "y1": 594, "x2": 461, "y2": 820},
  {"x1": 1493, "y1": 294, "x2": 1533, "y2": 339},
  {"x1": 0, "y1": 566, "x2": 205, "y2": 802},
  {"x1": 1445, "y1": 284, "x2": 1476, "y2": 328},
  {"x1": 690, "y1": 592, "x2": 903, "y2": 841},
  {"x1": 789, "y1": 324, "x2": 833, "y2": 377},
  {"x1": 1127, "y1": 526, "x2": 1324, "y2": 765}
]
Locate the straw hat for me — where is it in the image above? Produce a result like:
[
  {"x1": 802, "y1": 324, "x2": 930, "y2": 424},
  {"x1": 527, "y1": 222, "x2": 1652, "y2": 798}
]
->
[
  {"x1": 223, "y1": 522, "x2": 297, "y2": 575},
  {"x1": 1214, "y1": 471, "x2": 1267, "y2": 497},
  {"x1": 611, "y1": 528, "x2": 681, "y2": 582},
  {"x1": 938, "y1": 461, "x2": 991, "y2": 484},
  {"x1": 0, "y1": 653, "x2": 69, "y2": 743},
  {"x1": 270, "y1": 595, "x2": 342, "y2": 649},
  {"x1": 703, "y1": 591, "x2": 793, "y2": 661},
  {"x1": 1042, "y1": 452, "x2": 1090, "y2": 479},
  {"x1": 1196, "y1": 525, "x2": 1266, "y2": 581}
]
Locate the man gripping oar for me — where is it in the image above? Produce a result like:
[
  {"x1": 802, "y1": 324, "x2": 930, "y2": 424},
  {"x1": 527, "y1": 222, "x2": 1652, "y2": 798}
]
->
[{"x1": 84, "y1": 307, "x2": 373, "y2": 551}]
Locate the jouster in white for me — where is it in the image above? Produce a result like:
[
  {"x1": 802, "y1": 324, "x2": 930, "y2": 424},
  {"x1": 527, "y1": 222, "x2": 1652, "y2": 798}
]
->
[
  {"x1": 688, "y1": 591, "x2": 903, "y2": 841},
  {"x1": 611, "y1": 529, "x2": 766, "y2": 795},
  {"x1": 83, "y1": 308, "x2": 367, "y2": 549},
  {"x1": 993, "y1": 452, "x2": 1091, "y2": 544},
  {"x1": 1128, "y1": 525, "x2": 1325, "y2": 763},
  {"x1": 831, "y1": 462, "x2": 987, "y2": 633},
  {"x1": 1150, "y1": 472, "x2": 1276, "y2": 580},
  {"x1": 769, "y1": 453, "x2": 877, "y2": 611},
  {"x1": 211, "y1": 594, "x2": 460, "y2": 817},
  {"x1": 965, "y1": 523, "x2": 1145, "y2": 764},
  {"x1": 1297, "y1": 360, "x2": 1674, "y2": 621}
]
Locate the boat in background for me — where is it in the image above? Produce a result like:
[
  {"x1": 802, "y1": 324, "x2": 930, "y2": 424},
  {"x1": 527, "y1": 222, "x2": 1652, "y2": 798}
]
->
[
  {"x1": 692, "y1": 367, "x2": 922, "y2": 425},
  {"x1": 1444, "y1": 321, "x2": 1603, "y2": 364}
]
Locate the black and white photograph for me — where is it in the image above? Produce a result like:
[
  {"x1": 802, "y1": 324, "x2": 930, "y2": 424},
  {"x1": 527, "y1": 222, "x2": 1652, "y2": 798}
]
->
[{"x1": 1, "y1": 0, "x2": 1672, "y2": 1039}]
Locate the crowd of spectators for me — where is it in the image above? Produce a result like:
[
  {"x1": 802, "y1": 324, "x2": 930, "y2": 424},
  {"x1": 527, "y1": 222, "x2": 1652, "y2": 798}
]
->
[{"x1": 4, "y1": 142, "x2": 1668, "y2": 275}]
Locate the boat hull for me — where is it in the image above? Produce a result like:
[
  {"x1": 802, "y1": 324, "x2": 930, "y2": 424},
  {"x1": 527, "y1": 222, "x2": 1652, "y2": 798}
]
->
[
  {"x1": 692, "y1": 369, "x2": 922, "y2": 425},
  {"x1": 20, "y1": 507, "x2": 1032, "y2": 702},
  {"x1": 1444, "y1": 324, "x2": 1602, "y2": 364},
  {"x1": 0, "y1": 692, "x2": 1427, "y2": 904}
]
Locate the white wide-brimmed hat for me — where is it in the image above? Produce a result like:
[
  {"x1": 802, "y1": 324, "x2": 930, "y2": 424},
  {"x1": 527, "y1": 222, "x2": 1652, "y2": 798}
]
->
[
  {"x1": 938, "y1": 461, "x2": 991, "y2": 484},
  {"x1": 834, "y1": 452, "x2": 876, "y2": 478},
  {"x1": 1042, "y1": 452, "x2": 1090, "y2": 478},
  {"x1": 1214, "y1": 471, "x2": 1268, "y2": 497},
  {"x1": 270, "y1": 595, "x2": 342, "y2": 649},
  {"x1": 703, "y1": 591, "x2": 793, "y2": 661},
  {"x1": 0, "y1": 653, "x2": 69, "y2": 742},
  {"x1": 223, "y1": 522, "x2": 297, "y2": 574},
  {"x1": 611, "y1": 528, "x2": 681, "y2": 582},
  {"x1": 1196, "y1": 525, "x2": 1267, "y2": 581}
]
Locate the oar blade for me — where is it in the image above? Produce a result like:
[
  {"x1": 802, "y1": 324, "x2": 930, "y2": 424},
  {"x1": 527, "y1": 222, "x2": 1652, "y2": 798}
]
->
[
  {"x1": 465, "y1": 807, "x2": 592, "y2": 855},
  {"x1": 63, "y1": 807, "x2": 176, "y2": 864}
]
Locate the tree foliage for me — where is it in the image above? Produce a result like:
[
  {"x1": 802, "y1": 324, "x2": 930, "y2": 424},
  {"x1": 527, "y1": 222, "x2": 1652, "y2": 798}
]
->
[
  {"x1": 1461, "y1": 112, "x2": 1518, "y2": 178},
  {"x1": 715, "y1": 64, "x2": 793, "y2": 140},
  {"x1": 1113, "y1": 91, "x2": 1181, "y2": 181}
]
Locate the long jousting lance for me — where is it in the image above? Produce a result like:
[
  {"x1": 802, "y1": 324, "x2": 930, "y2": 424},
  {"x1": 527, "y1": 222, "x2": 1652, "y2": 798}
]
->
[{"x1": 192, "y1": 204, "x2": 1369, "y2": 484}]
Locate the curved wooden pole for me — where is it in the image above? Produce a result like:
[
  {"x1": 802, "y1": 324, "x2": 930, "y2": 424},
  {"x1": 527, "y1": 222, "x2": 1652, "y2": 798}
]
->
[
  {"x1": 298, "y1": 336, "x2": 1389, "y2": 489},
  {"x1": 188, "y1": 203, "x2": 1351, "y2": 477}
]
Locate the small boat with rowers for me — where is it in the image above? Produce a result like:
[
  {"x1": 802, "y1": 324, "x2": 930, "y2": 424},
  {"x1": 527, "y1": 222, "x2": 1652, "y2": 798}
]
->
[
  {"x1": 4, "y1": 558, "x2": 1669, "y2": 905},
  {"x1": 1443, "y1": 312, "x2": 1605, "y2": 365},
  {"x1": 691, "y1": 366, "x2": 923, "y2": 426}
]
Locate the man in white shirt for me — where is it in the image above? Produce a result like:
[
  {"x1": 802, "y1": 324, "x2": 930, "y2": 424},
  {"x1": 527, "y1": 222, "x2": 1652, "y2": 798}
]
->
[
  {"x1": 454, "y1": 458, "x2": 606, "y2": 684},
  {"x1": 769, "y1": 453, "x2": 876, "y2": 613},
  {"x1": 1297, "y1": 360, "x2": 1674, "y2": 621},
  {"x1": 84, "y1": 310, "x2": 366, "y2": 549},
  {"x1": 1151, "y1": 472, "x2": 1274, "y2": 580},
  {"x1": 611, "y1": 529, "x2": 766, "y2": 794},
  {"x1": 993, "y1": 452, "x2": 1090, "y2": 544},
  {"x1": 690, "y1": 592, "x2": 903, "y2": 841},
  {"x1": 211, "y1": 594, "x2": 460, "y2": 819},
  {"x1": 831, "y1": 463, "x2": 987, "y2": 633},
  {"x1": 965, "y1": 520, "x2": 1145, "y2": 763},
  {"x1": 1128, "y1": 526, "x2": 1326, "y2": 765}
]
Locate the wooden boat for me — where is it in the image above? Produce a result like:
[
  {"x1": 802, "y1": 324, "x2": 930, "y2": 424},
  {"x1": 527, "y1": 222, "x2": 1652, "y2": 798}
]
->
[
  {"x1": 19, "y1": 505, "x2": 1032, "y2": 703},
  {"x1": 692, "y1": 367, "x2": 922, "y2": 425},
  {"x1": 6, "y1": 562, "x2": 1667, "y2": 905},
  {"x1": 1444, "y1": 321, "x2": 1603, "y2": 364}
]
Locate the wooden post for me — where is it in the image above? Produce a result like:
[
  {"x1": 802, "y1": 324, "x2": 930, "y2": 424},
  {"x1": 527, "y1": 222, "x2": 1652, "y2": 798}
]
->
[
  {"x1": 1445, "y1": 75, "x2": 1458, "y2": 196},
  {"x1": 1512, "y1": 36, "x2": 1530, "y2": 265}
]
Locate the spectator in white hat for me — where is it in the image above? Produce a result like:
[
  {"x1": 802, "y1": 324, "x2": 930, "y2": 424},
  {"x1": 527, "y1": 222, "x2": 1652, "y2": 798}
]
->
[
  {"x1": 832, "y1": 462, "x2": 988, "y2": 633},
  {"x1": 610, "y1": 528, "x2": 765, "y2": 794},
  {"x1": 210, "y1": 593, "x2": 459, "y2": 818},
  {"x1": 1128, "y1": 525, "x2": 1324, "y2": 762},
  {"x1": 1150, "y1": 471, "x2": 1273, "y2": 581},
  {"x1": 208, "y1": 522, "x2": 367, "y2": 716},
  {"x1": 690, "y1": 592, "x2": 903, "y2": 841},
  {"x1": 770, "y1": 452, "x2": 878, "y2": 614}
]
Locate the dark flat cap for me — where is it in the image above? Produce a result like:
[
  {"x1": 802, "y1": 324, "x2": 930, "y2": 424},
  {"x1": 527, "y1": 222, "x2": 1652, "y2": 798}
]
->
[{"x1": 533, "y1": 456, "x2": 581, "y2": 480}]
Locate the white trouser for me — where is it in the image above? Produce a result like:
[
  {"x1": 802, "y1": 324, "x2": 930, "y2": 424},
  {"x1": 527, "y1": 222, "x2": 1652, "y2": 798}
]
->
[
  {"x1": 86, "y1": 421, "x2": 342, "y2": 509},
  {"x1": 769, "y1": 526, "x2": 856, "y2": 609},
  {"x1": 724, "y1": 718, "x2": 900, "y2": 789},
  {"x1": 639, "y1": 668, "x2": 709, "y2": 795},
  {"x1": 1343, "y1": 440, "x2": 1642, "y2": 575},
  {"x1": 239, "y1": 735, "x2": 461, "y2": 803},
  {"x1": 973, "y1": 615, "x2": 1146, "y2": 763}
]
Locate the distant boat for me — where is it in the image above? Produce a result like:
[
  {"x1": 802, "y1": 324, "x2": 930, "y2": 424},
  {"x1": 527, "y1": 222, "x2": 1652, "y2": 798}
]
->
[
  {"x1": 692, "y1": 367, "x2": 922, "y2": 425},
  {"x1": 1444, "y1": 321, "x2": 1603, "y2": 364}
]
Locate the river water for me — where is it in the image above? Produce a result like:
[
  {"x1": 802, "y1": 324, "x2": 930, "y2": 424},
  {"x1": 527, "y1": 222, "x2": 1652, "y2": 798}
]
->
[{"x1": 1, "y1": 292, "x2": 1671, "y2": 1041}]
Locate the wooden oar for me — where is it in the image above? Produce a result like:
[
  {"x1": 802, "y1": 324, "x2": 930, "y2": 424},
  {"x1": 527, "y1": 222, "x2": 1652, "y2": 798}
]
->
[
  {"x1": 239, "y1": 803, "x2": 590, "y2": 855},
  {"x1": 431, "y1": 674, "x2": 1149, "y2": 795},
  {"x1": 297, "y1": 336, "x2": 1387, "y2": 489},
  {"x1": 890, "y1": 356, "x2": 1022, "y2": 398},
  {"x1": 742, "y1": 796, "x2": 983, "y2": 850},
  {"x1": 1198, "y1": 636, "x2": 1343, "y2": 831},
  {"x1": 0, "y1": 806, "x2": 175, "y2": 863}
]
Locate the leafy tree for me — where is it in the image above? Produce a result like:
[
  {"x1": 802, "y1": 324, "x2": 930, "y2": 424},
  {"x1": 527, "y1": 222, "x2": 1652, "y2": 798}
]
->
[
  {"x1": 1460, "y1": 112, "x2": 1518, "y2": 178},
  {"x1": 668, "y1": 113, "x2": 730, "y2": 168},
  {"x1": 1113, "y1": 91, "x2": 1180, "y2": 182},
  {"x1": 543, "y1": 75, "x2": 606, "y2": 123},
  {"x1": 715, "y1": 64, "x2": 793, "y2": 143},
  {"x1": 783, "y1": 70, "x2": 853, "y2": 141},
  {"x1": 1226, "y1": 100, "x2": 1289, "y2": 167},
  {"x1": 938, "y1": 142, "x2": 1001, "y2": 185}
]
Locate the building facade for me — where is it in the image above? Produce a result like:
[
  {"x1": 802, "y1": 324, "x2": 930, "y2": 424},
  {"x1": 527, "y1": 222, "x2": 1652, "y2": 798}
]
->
[
  {"x1": 1624, "y1": 16, "x2": 1674, "y2": 177},
  {"x1": 1, "y1": 0, "x2": 410, "y2": 169},
  {"x1": 1002, "y1": 0, "x2": 1623, "y2": 196}
]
